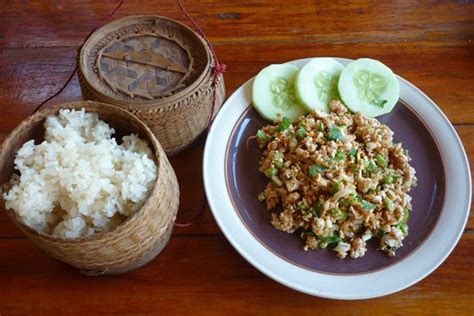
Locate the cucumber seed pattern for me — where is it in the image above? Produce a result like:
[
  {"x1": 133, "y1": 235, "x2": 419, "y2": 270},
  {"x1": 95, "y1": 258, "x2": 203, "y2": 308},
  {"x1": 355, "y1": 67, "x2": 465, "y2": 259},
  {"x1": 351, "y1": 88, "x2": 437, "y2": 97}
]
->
[
  {"x1": 270, "y1": 77, "x2": 297, "y2": 110},
  {"x1": 353, "y1": 70, "x2": 387, "y2": 106},
  {"x1": 314, "y1": 71, "x2": 339, "y2": 104}
]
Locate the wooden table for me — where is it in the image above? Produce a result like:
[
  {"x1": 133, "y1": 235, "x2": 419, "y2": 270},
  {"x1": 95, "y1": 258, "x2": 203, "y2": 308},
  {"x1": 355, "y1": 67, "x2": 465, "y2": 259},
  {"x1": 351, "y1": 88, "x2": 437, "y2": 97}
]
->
[{"x1": 1, "y1": 1, "x2": 473, "y2": 314}]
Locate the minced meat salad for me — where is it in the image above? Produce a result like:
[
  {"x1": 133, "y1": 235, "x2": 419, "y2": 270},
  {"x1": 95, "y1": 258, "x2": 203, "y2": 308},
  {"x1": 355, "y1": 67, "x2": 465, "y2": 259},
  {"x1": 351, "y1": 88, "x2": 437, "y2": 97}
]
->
[{"x1": 256, "y1": 101, "x2": 417, "y2": 259}]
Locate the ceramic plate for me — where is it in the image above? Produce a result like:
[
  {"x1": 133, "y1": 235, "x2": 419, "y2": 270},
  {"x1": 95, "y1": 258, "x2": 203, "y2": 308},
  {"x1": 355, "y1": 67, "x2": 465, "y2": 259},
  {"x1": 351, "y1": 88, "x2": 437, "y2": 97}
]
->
[{"x1": 203, "y1": 58, "x2": 471, "y2": 299}]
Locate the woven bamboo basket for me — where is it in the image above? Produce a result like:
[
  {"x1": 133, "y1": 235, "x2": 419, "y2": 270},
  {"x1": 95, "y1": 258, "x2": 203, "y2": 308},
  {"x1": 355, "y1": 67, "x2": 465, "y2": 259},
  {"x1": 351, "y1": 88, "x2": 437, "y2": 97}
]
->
[
  {"x1": 79, "y1": 15, "x2": 226, "y2": 156},
  {"x1": 0, "y1": 101, "x2": 180, "y2": 275}
]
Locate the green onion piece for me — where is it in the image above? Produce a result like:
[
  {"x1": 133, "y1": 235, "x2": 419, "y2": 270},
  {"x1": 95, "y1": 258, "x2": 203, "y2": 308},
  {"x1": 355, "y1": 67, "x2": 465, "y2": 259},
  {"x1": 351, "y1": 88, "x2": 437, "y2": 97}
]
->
[
  {"x1": 298, "y1": 127, "x2": 307, "y2": 138},
  {"x1": 311, "y1": 202, "x2": 323, "y2": 217},
  {"x1": 383, "y1": 175, "x2": 394, "y2": 184},
  {"x1": 327, "y1": 125, "x2": 345, "y2": 142},
  {"x1": 375, "y1": 154, "x2": 388, "y2": 168},
  {"x1": 271, "y1": 176, "x2": 283, "y2": 186},
  {"x1": 401, "y1": 208, "x2": 410, "y2": 224},
  {"x1": 329, "y1": 181, "x2": 340, "y2": 195},
  {"x1": 257, "y1": 192, "x2": 266, "y2": 202},
  {"x1": 365, "y1": 160, "x2": 380, "y2": 174},
  {"x1": 397, "y1": 223, "x2": 409, "y2": 236},
  {"x1": 264, "y1": 167, "x2": 278, "y2": 178},
  {"x1": 319, "y1": 240, "x2": 328, "y2": 249},
  {"x1": 393, "y1": 174, "x2": 402, "y2": 182},
  {"x1": 273, "y1": 152, "x2": 284, "y2": 169},
  {"x1": 257, "y1": 129, "x2": 268, "y2": 142},
  {"x1": 347, "y1": 194, "x2": 362, "y2": 206},
  {"x1": 308, "y1": 164, "x2": 326, "y2": 177},
  {"x1": 338, "y1": 210, "x2": 348, "y2": 222},
  {"x1": 318, "y1": 121, "x2": 324, "y2": 132},
  {"x1": 278, "y1": 117, "x2": 291, "y2": 131},
  {"x1": 335, "y1": 150, "x2": 346, "y2": 161},
  {"x1": 349, "y1": 147, "x2": 358, "y2": 162},
  {"x1": 384, "y1": 197, "x2": 395, "y2": 212},
  {"x1": 297, "y1": 201, "x2": 308, "y2": 210},
  {"x1": 330, "y1": 208, "x2": 347, "y2": 222},
  {"x1": 362, "y1": 200, "x2": 376, "y2": 211},
  {"x1": 339, "y1": 198, "x2": 350, "y2": 208}
]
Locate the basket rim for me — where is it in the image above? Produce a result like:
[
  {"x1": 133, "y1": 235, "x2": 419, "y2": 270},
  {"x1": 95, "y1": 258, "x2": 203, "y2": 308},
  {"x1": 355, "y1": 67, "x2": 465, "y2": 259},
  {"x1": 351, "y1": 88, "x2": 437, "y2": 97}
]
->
[
  {"x1": 79, "y1": 15, "x2": 211, "y2": 107},
  {"x1": 0, "y1": 101, "x2": 167, "y2": 244}
]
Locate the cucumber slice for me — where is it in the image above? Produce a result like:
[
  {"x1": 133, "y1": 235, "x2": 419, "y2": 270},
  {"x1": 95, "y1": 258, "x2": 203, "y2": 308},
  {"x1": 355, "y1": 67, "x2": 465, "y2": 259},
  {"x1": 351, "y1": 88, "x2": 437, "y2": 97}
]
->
[
  {"x1": 295, "y1": 58, "x2": 344, "y2": 112},
  {"x1": 338, "y1": 58, "x2": 400, "y2": 117},
  {"x1": 252, "y1": 64, "x2": 307, "y2": 121}
]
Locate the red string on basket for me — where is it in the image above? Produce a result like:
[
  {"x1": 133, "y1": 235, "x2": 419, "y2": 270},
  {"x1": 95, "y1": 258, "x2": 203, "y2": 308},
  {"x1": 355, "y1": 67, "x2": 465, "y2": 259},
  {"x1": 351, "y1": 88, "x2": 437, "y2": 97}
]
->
[
  {"x1": 174, "y1": 0, "x2": 226, "y2": 227},
  {"x1": 32, "y1": 0, "x2": 124, "y2": 114},
  {"x1": 177, "y1": 0, "x2": 226, "y2": 129}
]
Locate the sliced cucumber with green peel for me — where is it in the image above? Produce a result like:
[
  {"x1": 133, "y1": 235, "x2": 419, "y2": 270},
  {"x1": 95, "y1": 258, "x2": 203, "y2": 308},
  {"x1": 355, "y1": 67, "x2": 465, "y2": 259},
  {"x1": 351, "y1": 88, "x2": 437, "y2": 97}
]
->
[
  {"x1": 338, "y1": 58, "x2": 399, "y2": 117},
  {"x1": 252, "y1": 64, "x2": 307, "y2": 121},
  {"x1": 295, "y1": 58, "x2": 344, "y2": 112}
]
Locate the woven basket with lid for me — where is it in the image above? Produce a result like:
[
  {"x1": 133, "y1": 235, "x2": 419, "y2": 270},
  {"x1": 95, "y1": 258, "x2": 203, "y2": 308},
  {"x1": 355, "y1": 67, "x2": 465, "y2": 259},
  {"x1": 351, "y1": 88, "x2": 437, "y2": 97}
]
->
[
  {"x1": 0, "y1": 101, "x2": 180, "y2": 275},
  {"x1": 79, "y1": 15, "x2": 225, "y2": 155}
]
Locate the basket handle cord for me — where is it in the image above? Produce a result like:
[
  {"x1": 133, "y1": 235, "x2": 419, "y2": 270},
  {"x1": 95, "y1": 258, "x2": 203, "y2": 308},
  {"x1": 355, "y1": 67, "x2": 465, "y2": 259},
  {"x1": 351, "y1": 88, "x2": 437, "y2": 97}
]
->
[
  {"x1": 31, "y1": 0, "x2": 125, "y2": 114},
  {"x1": 174, "y1": 0, "x2": 225, "y2": 227},
  {"x1": 177, "y1": 0, "x2": 227, "y2": 129}
]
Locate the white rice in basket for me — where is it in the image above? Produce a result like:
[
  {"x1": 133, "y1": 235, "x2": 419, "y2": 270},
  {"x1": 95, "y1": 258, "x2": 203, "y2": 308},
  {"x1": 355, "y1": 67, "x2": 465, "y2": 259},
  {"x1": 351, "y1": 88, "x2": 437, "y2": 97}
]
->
[{"x1": 1, "y1": 108, "x2": 158, "y2": 239}]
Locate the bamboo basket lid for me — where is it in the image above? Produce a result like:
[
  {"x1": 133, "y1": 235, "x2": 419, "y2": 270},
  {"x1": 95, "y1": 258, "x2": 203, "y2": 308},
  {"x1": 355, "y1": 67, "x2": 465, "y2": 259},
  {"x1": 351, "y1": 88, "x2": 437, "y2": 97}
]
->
[
  {"x1": 78, "y1": 15, "x2": 226, "y2": 155},
  {"x1": 79, "y1": 15, "x2": 211, "y2": 106}
]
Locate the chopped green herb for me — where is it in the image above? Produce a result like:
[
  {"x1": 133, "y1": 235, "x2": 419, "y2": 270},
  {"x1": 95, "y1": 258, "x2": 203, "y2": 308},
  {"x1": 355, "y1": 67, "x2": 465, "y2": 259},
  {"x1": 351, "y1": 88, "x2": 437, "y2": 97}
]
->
[
  {"x1": 327, "y1": 125, "x2": 345, "y2": 142},
  {"x1": 278, "y1": 117, "x2": 291, "y2": 131},
  {"x1": 257, "y1": 129, "x2": 268, "y2": 142},
  {"x1": 257, "y1": 192, "x2": 266, "y2": 202},
  {"x1": 308, "y1": 164, "x2": 326, "y2": 177},
  {"x1": 301, "y1": 228, "x2": 315, "y2": 236},
  {"x1": 375, "y1": 154, "x2": 388, "y2": 168},
  {"x1": 329, "y1": 181, "x2": 340, "y2": 195},
  {"x1": 383, "y1": 175, "x2": 394, "y2": 184},
  {"x1": 362, "y1": 200, "x2": 376, "y2": 211},
  {"x1": 264, "y1": 167, "x2": 278, "y2": 178},
  {"x1": 335, "y1": 150, "x2": 346, "y2": 161},
  {"x1": 374, "y1": 99, "x2": 388, "y2": 108},
  {"x1": 298, "y1": 126, "x2": 307, "y2": 138},
  {"x1": 311, "y1": 202, "x2": 324, "y2": 218},
  {"x1": 319, "y1": 235, "x2": 344, "y2": 248},
  {"x1": 273, "y1": 151, "x2": 284, "y2": 169},
  {"x1": 377, "y1": 230, "x2": 388, "y2": 238}
]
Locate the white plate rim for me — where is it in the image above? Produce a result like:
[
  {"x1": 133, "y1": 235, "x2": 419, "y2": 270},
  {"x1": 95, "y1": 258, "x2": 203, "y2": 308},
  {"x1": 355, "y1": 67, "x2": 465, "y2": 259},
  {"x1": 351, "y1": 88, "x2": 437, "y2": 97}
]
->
[{"x1": 203, "y1": 57, "x2": 471, "y2": 300}]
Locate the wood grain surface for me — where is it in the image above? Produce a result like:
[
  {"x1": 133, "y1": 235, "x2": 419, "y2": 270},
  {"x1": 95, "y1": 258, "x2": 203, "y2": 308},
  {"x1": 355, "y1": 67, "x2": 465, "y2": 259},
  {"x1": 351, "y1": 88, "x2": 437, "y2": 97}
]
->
[{"x1": 0, "y1": 0, "x2": 473, "y2": 315}]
